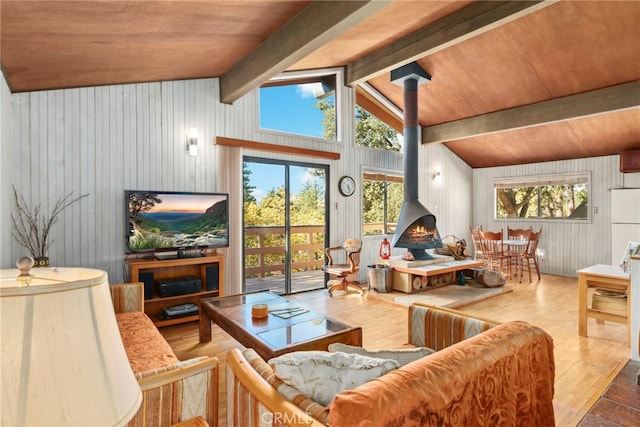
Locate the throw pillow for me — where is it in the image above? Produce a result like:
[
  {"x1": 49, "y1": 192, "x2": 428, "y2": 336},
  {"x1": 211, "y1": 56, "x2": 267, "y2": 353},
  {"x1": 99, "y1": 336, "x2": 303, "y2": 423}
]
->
[
  {"x1": 268, "y1": 351, "x2": 399, "y2": 406},
  {"x1": 327, "y1": 343, "x2": 435, "y2": 367}
]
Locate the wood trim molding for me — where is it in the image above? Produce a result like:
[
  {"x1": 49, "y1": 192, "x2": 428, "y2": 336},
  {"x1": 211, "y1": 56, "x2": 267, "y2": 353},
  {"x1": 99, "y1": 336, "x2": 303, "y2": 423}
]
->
[
  {"x1": 219, "y1": 1, "x2": 390, "y2": 104},
  {"x1": 214, "y1": 136, "x2": 340, "y2": 160},
  {"x1": 422, "y1": 81, "x2": 640, "y2": 144},
  {"x1": 346, "y1": 1, "x2": 554, "y2": 86}
]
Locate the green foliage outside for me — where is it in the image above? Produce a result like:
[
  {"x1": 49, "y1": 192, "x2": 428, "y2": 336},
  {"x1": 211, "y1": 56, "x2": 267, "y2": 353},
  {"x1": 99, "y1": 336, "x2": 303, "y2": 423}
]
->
[
  {"x1": 355, "y1": 107, "x2": 401, "y2": 151},
  {"x1": 243, "y1": 167, "x2": 326, "y2": 277},
  {"x1": 362, "y1": 181, "x2": 403, "y2": 235},
  {"x1": 496, "y1": 184, "x2": 588, "y2": 219},
  {"x1": 317, "y1": 99, "x2": 401, "y2": 152},
  {"x1": 243, "y1": 94, "x2": 404, "y2": 277}
]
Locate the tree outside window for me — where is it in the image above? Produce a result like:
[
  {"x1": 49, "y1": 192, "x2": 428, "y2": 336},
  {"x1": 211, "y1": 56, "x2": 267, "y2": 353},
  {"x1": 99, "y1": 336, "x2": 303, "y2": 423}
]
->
[
  {"x1": 495, "y1": 173, "x2": 589, "y2": 220},
  {"x1": 363, "y1": 174, "x2": 403, "y2": 235}
]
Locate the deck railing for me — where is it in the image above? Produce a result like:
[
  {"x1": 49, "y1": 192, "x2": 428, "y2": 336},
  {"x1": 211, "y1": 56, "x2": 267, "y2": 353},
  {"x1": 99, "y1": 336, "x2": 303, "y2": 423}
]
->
[{"x1": 244, "y1": 225, "x2": 325, "y2": 278}]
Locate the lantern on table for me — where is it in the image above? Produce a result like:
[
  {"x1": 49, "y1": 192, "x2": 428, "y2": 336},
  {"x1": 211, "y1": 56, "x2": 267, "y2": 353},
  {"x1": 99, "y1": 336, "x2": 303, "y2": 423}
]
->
[{"x1": 379, "y1": 237, "x2": 391, "y2": 260}]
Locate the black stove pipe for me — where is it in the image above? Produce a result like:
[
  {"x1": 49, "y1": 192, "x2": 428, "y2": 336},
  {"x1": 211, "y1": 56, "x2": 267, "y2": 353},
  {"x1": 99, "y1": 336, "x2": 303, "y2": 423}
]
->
[{"x1": 390, "y1": 63, "x2": 442, "y2": 259}]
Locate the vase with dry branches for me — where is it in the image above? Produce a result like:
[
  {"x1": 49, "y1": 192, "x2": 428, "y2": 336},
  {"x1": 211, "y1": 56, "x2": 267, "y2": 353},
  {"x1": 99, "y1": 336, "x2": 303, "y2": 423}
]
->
[{"x1": 11, "y1": 186, "x2": 89, "y2": 266}]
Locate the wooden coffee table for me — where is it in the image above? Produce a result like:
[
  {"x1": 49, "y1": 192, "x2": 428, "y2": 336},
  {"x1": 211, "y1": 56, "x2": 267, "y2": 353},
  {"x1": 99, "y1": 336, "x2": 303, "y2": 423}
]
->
[{"x1": 199, "y1": 292, "x2": 362, "y2": 360}]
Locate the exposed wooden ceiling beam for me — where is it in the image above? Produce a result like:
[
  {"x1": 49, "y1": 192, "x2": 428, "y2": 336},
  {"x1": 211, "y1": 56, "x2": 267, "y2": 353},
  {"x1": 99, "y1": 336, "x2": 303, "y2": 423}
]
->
[
  {"x1": 219, "y1": 0, "x2": 391, "y2": 104},
  {"x1": 422, "y1": 81, "x2": 640, "y2": 144},
  {"x1": 346, "y1": 0, "x2": 555, "y2": 86}
]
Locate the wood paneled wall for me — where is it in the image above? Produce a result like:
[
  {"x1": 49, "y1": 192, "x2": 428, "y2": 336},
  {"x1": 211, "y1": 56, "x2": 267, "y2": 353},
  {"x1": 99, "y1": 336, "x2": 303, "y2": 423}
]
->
[
  {"x1": 472, "y1": 156, "x2": 633, "y2": 276},
  {"x1": 4, "y1": 71, "x2": 631, "y2": 282},
  {"x1": 2, "y1": 74, "x2": 473, "y2": 287},
  {"x1": 1, "y1": 75, "x2": 14, "y2": 263}
]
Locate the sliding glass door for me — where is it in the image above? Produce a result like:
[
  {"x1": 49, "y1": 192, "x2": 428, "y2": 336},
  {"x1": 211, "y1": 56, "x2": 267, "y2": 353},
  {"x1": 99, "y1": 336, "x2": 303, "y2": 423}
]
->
[{"x1": 243, "y1": 158, "x2": 328, "y2": 294}]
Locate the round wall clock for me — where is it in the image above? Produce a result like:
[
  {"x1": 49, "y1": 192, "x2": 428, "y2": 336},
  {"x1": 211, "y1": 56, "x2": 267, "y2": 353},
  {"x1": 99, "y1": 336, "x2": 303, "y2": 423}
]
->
[{"x1": 338, "y1": 175, "x2": 356, "y2": 197}]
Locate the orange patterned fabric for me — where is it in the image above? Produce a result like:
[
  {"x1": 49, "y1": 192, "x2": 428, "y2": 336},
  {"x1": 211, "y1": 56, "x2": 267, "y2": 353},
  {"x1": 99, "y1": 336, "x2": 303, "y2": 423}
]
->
[
  {"x1": 116, "y1": 311, "x2": 180, "y2": 373},
  {"x1": 329, "y1": 321, "x2": 555, "y2": 427}
]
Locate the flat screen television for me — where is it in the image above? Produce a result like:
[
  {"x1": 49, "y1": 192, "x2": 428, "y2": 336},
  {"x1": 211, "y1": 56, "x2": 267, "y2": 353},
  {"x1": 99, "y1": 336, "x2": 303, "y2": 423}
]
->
[{"x1": 125, "y1": 190, "x2": 229, "y2": 255}]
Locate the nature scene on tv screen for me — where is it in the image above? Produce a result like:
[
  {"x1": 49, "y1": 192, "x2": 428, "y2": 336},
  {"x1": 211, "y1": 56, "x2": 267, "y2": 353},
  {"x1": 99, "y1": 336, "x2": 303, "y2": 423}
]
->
[{"x1": 128, "y1": 192, "x2": 228, "y2": 251}]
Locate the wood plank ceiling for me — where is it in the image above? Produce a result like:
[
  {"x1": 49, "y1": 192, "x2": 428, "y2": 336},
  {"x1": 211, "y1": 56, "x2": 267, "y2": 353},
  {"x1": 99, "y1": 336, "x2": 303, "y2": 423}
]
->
[{"x1": 1, "y1": 0, "x2": 639, "y2": 168}]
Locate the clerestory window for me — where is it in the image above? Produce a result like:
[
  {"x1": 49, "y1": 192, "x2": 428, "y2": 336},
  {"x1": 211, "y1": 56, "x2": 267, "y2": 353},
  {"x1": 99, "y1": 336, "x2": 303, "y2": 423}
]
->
[
  {"x1": 259, "y1": 73, "x2": 337, "y2": 140},
  {"x1": 355, "y1": 84, "x2": 403, "y2": 152}
]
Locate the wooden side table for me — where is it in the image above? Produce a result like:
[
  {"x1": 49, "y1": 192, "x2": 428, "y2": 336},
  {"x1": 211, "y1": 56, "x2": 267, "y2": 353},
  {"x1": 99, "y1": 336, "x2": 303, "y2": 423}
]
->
[{"x1": 577, "y1": 264, "x2": 631, "y2": 346}]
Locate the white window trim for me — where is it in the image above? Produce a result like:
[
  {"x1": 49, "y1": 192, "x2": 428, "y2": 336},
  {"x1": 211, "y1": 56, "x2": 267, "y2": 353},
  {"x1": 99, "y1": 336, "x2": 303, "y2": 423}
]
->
[{"x1": 257, "y1": 68, "x2": 344, "y2": 142}]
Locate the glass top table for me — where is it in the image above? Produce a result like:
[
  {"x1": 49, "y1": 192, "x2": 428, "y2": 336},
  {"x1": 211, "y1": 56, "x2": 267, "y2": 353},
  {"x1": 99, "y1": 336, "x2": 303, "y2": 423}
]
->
[{"x1": 199, "y1": 292, "x2": 362, "y2": 360}]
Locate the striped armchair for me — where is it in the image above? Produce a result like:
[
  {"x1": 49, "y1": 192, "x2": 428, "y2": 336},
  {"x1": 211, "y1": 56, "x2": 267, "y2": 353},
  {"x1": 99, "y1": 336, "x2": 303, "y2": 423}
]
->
[
  {"x1": 109, "y1": 283, "x2": 219, "y2": 427},
  {"x1": 406, "y1": 302, "x2": 499, "y2": 350}
]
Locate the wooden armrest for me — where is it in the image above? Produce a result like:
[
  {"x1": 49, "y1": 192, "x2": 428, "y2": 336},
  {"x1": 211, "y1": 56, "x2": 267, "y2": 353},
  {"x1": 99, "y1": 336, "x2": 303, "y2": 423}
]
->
[
  {"x1": 325, "y1": 246, "x2": 346, "y2": 265},
  {"x1": 109, "y1": 282, "x2": 144, "y2": 313},
  {"x1": 226, "y1": 349, "x2": 325, "y2": 427},
  {"x1": 131, "y1": 357, "x2": 219, "y2": 427},
  {"x1": 172, "y1": 416, "x2": 209, "y2": 427}
]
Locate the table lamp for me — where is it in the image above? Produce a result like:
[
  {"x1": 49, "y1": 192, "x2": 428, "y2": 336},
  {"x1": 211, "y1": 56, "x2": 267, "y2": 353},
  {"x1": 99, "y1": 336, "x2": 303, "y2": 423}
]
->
[{"x1": 1, "y1": 264, "x2": 142, "y2": 426}]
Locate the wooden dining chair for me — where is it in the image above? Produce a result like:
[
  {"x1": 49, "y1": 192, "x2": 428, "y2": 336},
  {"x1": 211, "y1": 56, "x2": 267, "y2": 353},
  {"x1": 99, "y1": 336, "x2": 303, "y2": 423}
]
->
[
  {"x1": 514, "y1": 228, "x2": 542, "y2": 282},
  {"x1": 507, "y1": 226, "x2": 532, "y2": 241},
  {"x1": 507, "y1": 227, "x2": 532, "y2": 281},
  {"x1": 469, "y1": 225, "x2": 483, "y2": 260},
  {"x1": 479, "y1": 229, "x2": 510, "y2": 277}
]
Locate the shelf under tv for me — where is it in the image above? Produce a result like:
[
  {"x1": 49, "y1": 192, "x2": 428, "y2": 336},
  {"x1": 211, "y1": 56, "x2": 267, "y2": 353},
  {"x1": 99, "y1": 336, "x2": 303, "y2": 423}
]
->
[
  {"x1": 154, "y1": 249, "x2": 205, "y2": 260},
  {"x1": 125, "y1": 253, "x2": 225, "y2": 327}
]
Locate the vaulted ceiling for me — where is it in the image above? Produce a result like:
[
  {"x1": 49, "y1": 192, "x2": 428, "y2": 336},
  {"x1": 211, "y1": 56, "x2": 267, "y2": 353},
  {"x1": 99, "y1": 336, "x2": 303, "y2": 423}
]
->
[{"x1": 2, "y1": 0, "x2": 639, "y2": 168}]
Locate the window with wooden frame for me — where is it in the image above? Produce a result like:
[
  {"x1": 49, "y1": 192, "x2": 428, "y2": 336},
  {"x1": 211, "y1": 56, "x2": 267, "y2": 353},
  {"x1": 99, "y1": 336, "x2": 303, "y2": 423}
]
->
[{"x1": 362, "y1": 172, "x2": 404, "y2": 235}]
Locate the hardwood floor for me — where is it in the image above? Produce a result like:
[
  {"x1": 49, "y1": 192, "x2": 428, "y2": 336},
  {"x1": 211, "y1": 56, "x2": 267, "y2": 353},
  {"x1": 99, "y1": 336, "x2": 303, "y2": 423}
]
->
[
  {"x1": 160, "y1": 273, "x2": 631, "y2": 427},
  {"x1": 578, "y1": 360, "x2": 640, "y2": 426}
]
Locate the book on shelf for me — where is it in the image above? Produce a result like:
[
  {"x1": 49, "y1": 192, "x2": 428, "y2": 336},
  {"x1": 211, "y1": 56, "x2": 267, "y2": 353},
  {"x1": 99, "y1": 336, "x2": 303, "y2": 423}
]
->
[{"x1": 591, "y1": 289, "x2": 627, "y2": 317}]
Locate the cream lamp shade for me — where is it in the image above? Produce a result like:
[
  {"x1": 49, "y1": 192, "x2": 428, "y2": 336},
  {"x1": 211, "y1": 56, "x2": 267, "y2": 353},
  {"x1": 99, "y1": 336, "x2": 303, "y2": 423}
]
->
[{"x1": 1, "y1": 267, "x2": 142, "y2": 426}]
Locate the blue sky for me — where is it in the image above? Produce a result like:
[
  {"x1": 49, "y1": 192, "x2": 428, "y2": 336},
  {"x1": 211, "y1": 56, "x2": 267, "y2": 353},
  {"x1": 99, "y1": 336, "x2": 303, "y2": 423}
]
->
[
  {"x1": 259, "y1": 84, "x2": 326, "y2": 138},
  {"x1": 249, "y1": 83, "x2": 329, "y2": 202}
]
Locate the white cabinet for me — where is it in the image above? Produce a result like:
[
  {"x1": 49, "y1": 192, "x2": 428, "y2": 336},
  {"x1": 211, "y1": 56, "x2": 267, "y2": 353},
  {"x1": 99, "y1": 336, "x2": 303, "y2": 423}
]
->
[
  {"x1": 611, "y1": 189, "x2": 640, "y2": 265},
  {"x1": 631, "y1": 257, "x2": 639, "y2": 362}
]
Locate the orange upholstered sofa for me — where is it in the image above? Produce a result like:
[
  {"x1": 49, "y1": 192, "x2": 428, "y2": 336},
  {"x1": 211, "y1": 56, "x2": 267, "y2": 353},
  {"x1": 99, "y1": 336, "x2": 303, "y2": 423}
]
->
[
  {"x1": 109, "y1": 283, "x2": 219, "y2": 427},
  {"x1": 226, "y1": 303, "x2": 555, "y2": 427}
]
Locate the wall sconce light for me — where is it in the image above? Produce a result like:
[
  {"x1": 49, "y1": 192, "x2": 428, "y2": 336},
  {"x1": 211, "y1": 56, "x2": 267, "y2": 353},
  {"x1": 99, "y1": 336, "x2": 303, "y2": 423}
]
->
[
  {"x1": 187, "y1": 128, "x2": 198, "y2": 157},
  {"x1": 432, "y1": 168, "x2": 441, "y2": 180}
]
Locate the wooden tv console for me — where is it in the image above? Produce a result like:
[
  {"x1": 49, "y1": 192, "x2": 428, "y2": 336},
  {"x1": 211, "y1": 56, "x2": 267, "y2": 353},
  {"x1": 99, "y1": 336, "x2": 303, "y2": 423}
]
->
[{"x1": 126, "y1": 253, "x2": 224, "y2": 327}]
